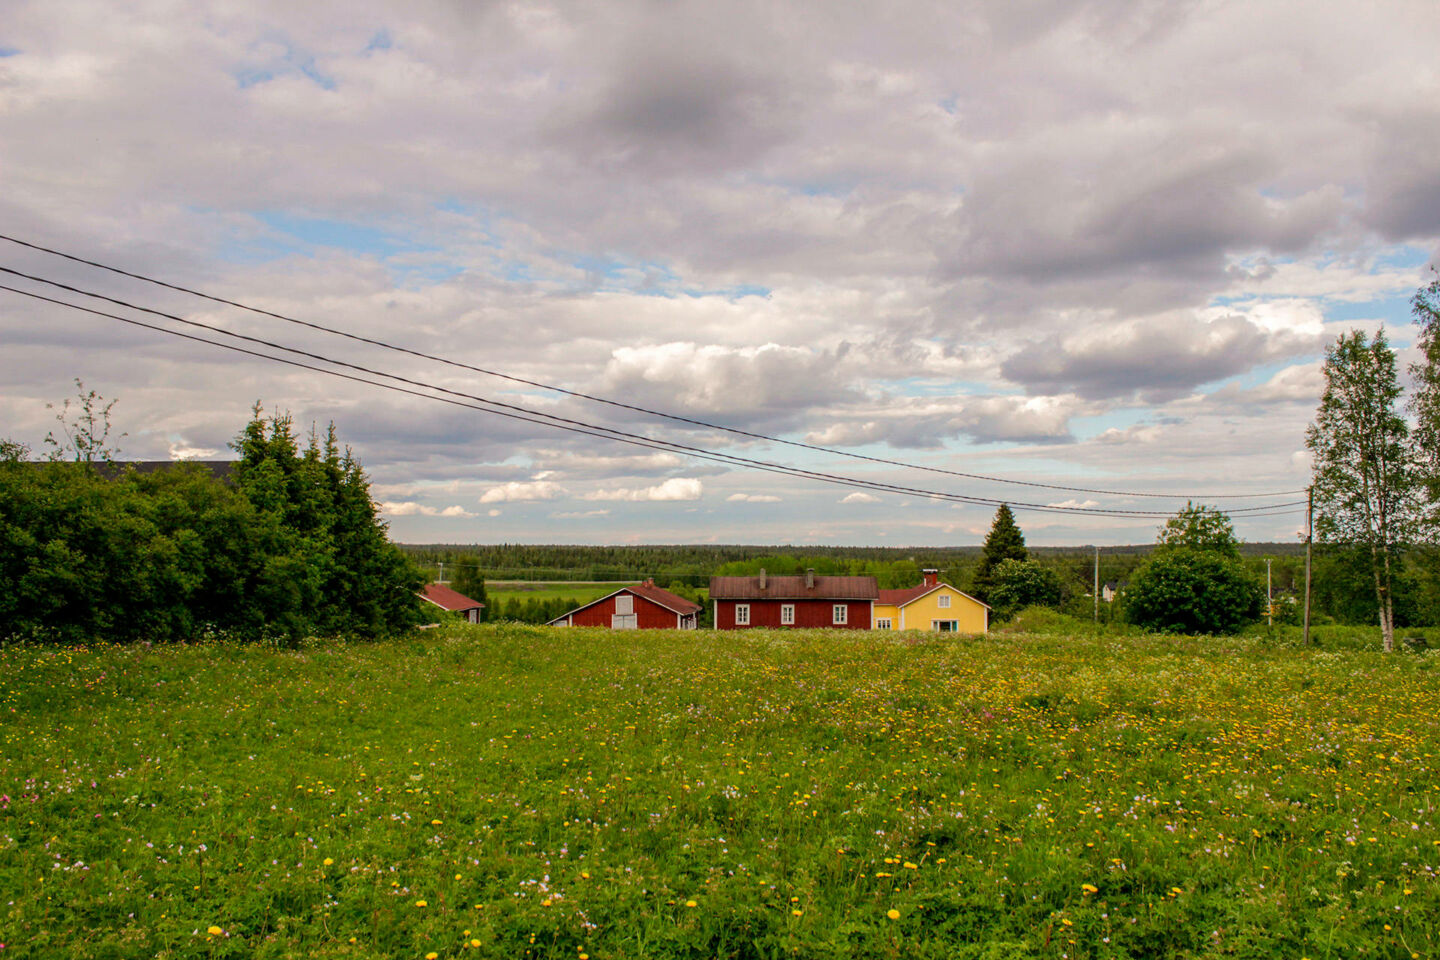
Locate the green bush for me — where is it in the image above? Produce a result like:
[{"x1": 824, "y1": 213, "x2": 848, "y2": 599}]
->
[
  {"x1": 1124, "y1": 548, "x2": 1265, "y2": 635},
  {"x1": 987, "y1": 558, "x2": 1061, "y2": 621}
]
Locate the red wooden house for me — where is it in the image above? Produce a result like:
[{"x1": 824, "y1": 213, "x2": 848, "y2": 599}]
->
[
  {"x1": 709, "y1": 569, "x2": 877, "y2": 630},
  {"x1": 419, "y1": 583, "x2": 486, "y2": 624},
  {"x1": 548, "y1": 580, "x2": 702, "y2": 630}
]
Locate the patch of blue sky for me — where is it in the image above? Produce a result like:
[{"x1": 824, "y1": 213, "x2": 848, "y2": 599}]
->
[
  {"x1": 256, "y1": 211, "x2": 429, "y2": 258},
  {"x1": 232, "y1": 35, "x2": 336, "y2": 91},
  {"x1": 364, "y1": 29, "x2": 392, "y2": 52},
  {"x1": 1068, "y1": 408, "x2": 1155, "y2": 443},
  {"x1": 0, "y1": 46, "x2": 20, "y2": 57},
  {"x1": 679, "y1": 282, "x2": 771, "y2": 300}
]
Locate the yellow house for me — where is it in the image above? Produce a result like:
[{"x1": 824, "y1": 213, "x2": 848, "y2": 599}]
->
[{"x1": 873, "y1": 569, "x2": 989, "y2": 633}]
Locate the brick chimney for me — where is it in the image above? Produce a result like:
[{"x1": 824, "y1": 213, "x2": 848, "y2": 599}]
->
[
  {"x1": 805, "y1": 568, "x2": 815, "y2": 589},
  {"x1": 643, "y1": 578, "x2": 654, "y2": 588},
  {"x1": 922, "y1": 568, "x2": 939, "y2": 588},
  {"x1": 758, "y1": 568, "x2": 767, "y2": 590}
]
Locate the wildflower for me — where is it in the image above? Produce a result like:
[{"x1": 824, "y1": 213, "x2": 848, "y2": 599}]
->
[
  {"x1": 887, "y1": 909, "x2": 900, "y2": 920},
  {"x1": 206, "y1": 926, "x2": 223, "y2": 936},
  {"x1": 426, "y1": 953, "x2": 439, "y2": 959},
  {"x1": 1081, "y1": 884, "x2": 1098, "y2": 895},
  {"x1": 472, "y1": 941, "x2": 482, "y2": 948},
  {"x1": 323, "y1": 858, "x2": 334, "y2": 866},
  {"x1": 431, "y1": 819, "x2": 443, "y2": 826},
  {"x1": 685, "y1": 900, "x2": 697, "y2": 908},
  {"x1": 415, "y1": 900, "x2": 427, "y2": 908},
  {"x1": 792, "y1": 909, "x2": 803, "y2": 917}
]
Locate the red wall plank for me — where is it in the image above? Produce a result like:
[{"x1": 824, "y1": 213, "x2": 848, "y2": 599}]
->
[
  {"x1": 714, "y1": 599, "x2": 871, "y2": 630},
  {"x1": 566, "y1": 591, "x2": 678, "y2": 629}
]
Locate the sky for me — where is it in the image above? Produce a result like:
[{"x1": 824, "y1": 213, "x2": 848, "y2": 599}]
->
[{"x1": 2, "y1": 0, "x2": 1438, "y2": 547}]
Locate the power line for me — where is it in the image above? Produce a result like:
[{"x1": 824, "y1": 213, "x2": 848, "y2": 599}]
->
[
  {"x1": 0, "y1": 278, "x2": 1306, "y2": 520},
  {"x1": 0, "y1": 232, "x2": 1305, "y2": 501}
]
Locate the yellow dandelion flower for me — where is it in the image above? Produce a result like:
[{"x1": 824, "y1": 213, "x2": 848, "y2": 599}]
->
[
  {"x1": 207, "y1": 926, "x2": 223, "y2": 936},
  {"x1": 1081, "y1": 884, "x2": 1098, "y2": 895},
  {"x1": 685, "y1": 900, "x2": 697, "y2": 908},
  {"x1": 426, "y1": 953, "x2": 439, "y2": 960},
  {"x1": 415, "y1": 900, "x2": 428, "y2": 908},
  {"x1": 791, "y1": 909, "x2": 803, "y2": 917},
  {"x1": 431, "y1": 819, "x2": 443, "y2": 826},
  {"x1": 323, "y1": 858, "x2": 334, "y2": 866},
  {"x1": 886, "y1": 909, "x2": 900, "y2": 920}
]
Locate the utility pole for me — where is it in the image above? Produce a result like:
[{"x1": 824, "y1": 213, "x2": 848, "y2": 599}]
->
[
  {"x1": 438, "y1": 560, "x2": 446, "y2": 584},
  {"x1": 1303, "y1": 485, "x2": 1313, "y2": 646},
  {"x1": 1265, "y1": 558, "x2": 1272, "y2": 628},
  {"x1": 1093, "y1": 545, "x2": 1099, "y2": 623}
]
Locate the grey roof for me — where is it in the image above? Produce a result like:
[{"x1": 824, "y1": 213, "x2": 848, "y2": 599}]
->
[{"x1": 708, "y1": 575, "x2": 879, "y2": 600}]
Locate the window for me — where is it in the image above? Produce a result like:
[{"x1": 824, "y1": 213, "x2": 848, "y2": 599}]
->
[
  {"x1": 735, "y1": 604, "x2": 750, "y2": 626},
  {"x1": 937, "y1": 594, "x2": 951, "y2": 609},
  {"x1": 616, "y1": 594, "x2": 634, "y2": 615},
  {"x1": 611, "y1": 614, "x2": 637, "y2": 630},
  {"x1": 780, "y1": 604, "x2": 795, "y2": 625},
  {"x1": 833, "y1": 604, "x2": 848, "y2": 625},
  {"x1": 932, "y1": 620, "x2": 959, "y2": 632},
  {"x1": 875, "y1": 618, "x2": 892, "y2": 630}
]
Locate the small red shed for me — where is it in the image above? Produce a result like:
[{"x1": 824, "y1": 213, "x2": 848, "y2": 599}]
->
[
  {"x1": 708, "y1": 569, "x2": 877, "y2": 630},
  {"x1": 548, "y1": 580, "x2": 702, "y2": 630},
  {"x1": 420, "y1": 583, "x2": 486, "y2": 624}
]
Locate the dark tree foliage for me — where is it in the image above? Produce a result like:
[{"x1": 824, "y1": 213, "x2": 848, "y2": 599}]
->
[
  {"x1": 448, "y1": 562, "x2": 490, "y2": 621},
  {"x1": 0, "y1": 402, "x2": 422, "y2": 644},
  {"x1": 969, "y1": 504, "x2": 1027, "y2": 601},
  {"x1": 1412, "y1": 275, "x2": 1440, "y2": 512},
  {"x1": 987, "y1": 558, "x2": 1062, "y2": 622}
]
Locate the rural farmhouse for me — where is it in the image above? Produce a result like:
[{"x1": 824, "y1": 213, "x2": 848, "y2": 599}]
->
[
  {"x1": 548, "y1": 580, "x2": 702, "y2": 630},
  {"x1": 709, "y1": 569, "x2": 878, "y2": 630},
  {"x1": 872, "y1": 568, "x2": 989, "y2": 633}
]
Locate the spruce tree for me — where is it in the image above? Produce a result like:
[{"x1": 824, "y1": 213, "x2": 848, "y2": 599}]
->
[{"x1": 970, "y1": 504, "x2": 1027, "y2": 601}]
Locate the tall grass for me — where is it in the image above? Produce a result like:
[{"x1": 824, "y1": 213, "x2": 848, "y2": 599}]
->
[{"x1": 1, "y1": 626, "x2": 1436, "y2": 958}]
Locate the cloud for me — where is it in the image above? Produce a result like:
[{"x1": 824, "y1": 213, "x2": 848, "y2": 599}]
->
[
  {"x1": 582, "y1": 477, "x2": 703, "y2": 502},
  {"x1": 478, "y1": 480, "x2": 568, "y2": 503},
  {"x1": 552, "y1": 509, "x2": 611, "y2": 519},
  {"x1": 1046, "y1": 498, "x2": 1100, "y2": 510},
  {"x1": 805, "y1": 394, "x2": 1083, "y2": 447},
  {"x1": 840, "y1": 492, "x2": 881, "y2": 504},
  {"x1": 727, "y1": 493, "x2": 782, "y2": 502},
  {"x1": 380, "y1": 501, "x2": 477, "y2": 518}
]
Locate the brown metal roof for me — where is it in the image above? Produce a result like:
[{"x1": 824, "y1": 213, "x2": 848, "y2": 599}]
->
[
  {"x1": 708, "y1": 575, "x2": 879, "y2": 600},
  {"x1": 420, "y1": 583, "x2": 486, "y2": 612},
  {"x1": 629, "y1": 581, "x2": 703, "y2": 615},
  {"x1": 876, "y1": 581, "x2": 991, "y2": 609}
]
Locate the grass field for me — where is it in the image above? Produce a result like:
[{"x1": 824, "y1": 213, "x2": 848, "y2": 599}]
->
[
  {"x1": 484, "y1": 582, "x2": 636, "y2": 608},
  {"x1": 2, "y1": 626, "x2": 1438, "y2": 958}
]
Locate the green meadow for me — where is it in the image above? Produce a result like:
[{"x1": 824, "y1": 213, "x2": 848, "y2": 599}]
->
[
  {"x1": 2, "y1": 625, "x2": 1437, "y2": 959},
  {"x1": 484, "y1": 581, "x2": 635, "y2": 607}
]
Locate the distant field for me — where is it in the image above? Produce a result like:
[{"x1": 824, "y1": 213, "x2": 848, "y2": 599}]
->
[
  {"x1": 2, "y1": 627, "x2": 1437, "y2": 958},
  {"x1": 485, "y1": 581, "x2": 634, "y2": 608}
]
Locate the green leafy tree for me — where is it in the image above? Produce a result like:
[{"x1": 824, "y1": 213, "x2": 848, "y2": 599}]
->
[
  {"x1": 1411, "y1": 275, "x2": 1440, "y2": 520},
  {"x1": 1125, "y1": 550, "x2": 1264, "y2": 635},
  {"x1": 1157, "y1": 502, "x2": 1241, "y2": 556},
  {"x1": 970, "y1": 504, "x2": 1027, "y2": 601},
  {"x1": 987, "y1": 558, "x2": 1062, "y2": 621},
  {"x1": 1306, "y1": 330, "x2": 1421, "y2": 652},
  {"x1": 44, "y1": 379, "x2": 125, "y2": 464}
]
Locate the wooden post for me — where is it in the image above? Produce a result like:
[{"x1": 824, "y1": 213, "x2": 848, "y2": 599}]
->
[
  {"x1": 1303, "y1": 486, "x2": 1313, "y2": 646},
  {"x1": 1093, "y1": 545, "x2": 1099, "y2": 623}
]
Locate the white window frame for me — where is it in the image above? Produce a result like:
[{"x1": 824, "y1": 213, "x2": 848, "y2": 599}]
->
[
  {"x1": 937, "y1": 594, "x2": 951, "y2": 609},
  {"x1": 611, "y1": 613, "x2": 637, "y2": 630},
  {"x1": 932, "y1": 619, "x2": 959, "y2": 632},
  {"x1": 833, "y1": 604, "x2": 847, "y2": 625},
  {"x1": 875, "y1": 617, "x2": 892, "y2": 630},
  {"x1": 615, "y1": 594, "x2": 634, "y2": 615},
  {"x1": 735, "y1": 603, "x2": 751, "y2": 626},
  {"x1": 780, "y1": 603, "x2": 795, "y2": 625}
]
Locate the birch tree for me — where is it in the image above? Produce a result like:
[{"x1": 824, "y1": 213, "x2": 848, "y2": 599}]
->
[
  {"x1": 1410, "y1": 275, "x2": 1440, "y2": 522},
  {"x1": 1306, "y1": 330, "x2": 1419, "y2": 652}
]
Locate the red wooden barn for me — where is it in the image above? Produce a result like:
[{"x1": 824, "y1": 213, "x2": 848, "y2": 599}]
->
[
  {"x1": 548, "y1": 580, "x2": 702, "y2": 630},
  {"x1": 419, "y1": 583, "x2": 486, "y2": 624},
  {"x1": 708, "y1": 569, "x2": 877, "y2": 630}
]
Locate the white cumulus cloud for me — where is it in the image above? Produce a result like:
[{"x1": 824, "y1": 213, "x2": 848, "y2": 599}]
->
[
  {"x1": 727, "y1": 493, "x2": 782, "y2": 503},
  {"x1": 840, "y1": 492, "x2": 881, "y2": 504},
  {"x1": 479, "y1": 480, "x2": 568, "y2": 503},
  {"x1": 583, "y1": 478, "x2": 704, "y2": 502}
]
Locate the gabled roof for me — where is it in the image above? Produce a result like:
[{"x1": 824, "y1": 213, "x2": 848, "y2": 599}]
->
[
  {"x1": 875, "y1": 581, "x2": 990, "y2": 610},
  {"x1": 420, "y1": 583, "x2": 485, "y2": 612},
  {"x1": 708, "y1": 575, "x2": 879, "y2": 600},
  {"x1": 546, "y1": 582, "x2": 702, "y2": 625}
]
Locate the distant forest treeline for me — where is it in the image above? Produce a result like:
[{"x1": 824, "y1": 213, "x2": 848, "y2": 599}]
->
[{"x1": 400, "y1": 541, "x2": 1440, "y2": 627}]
